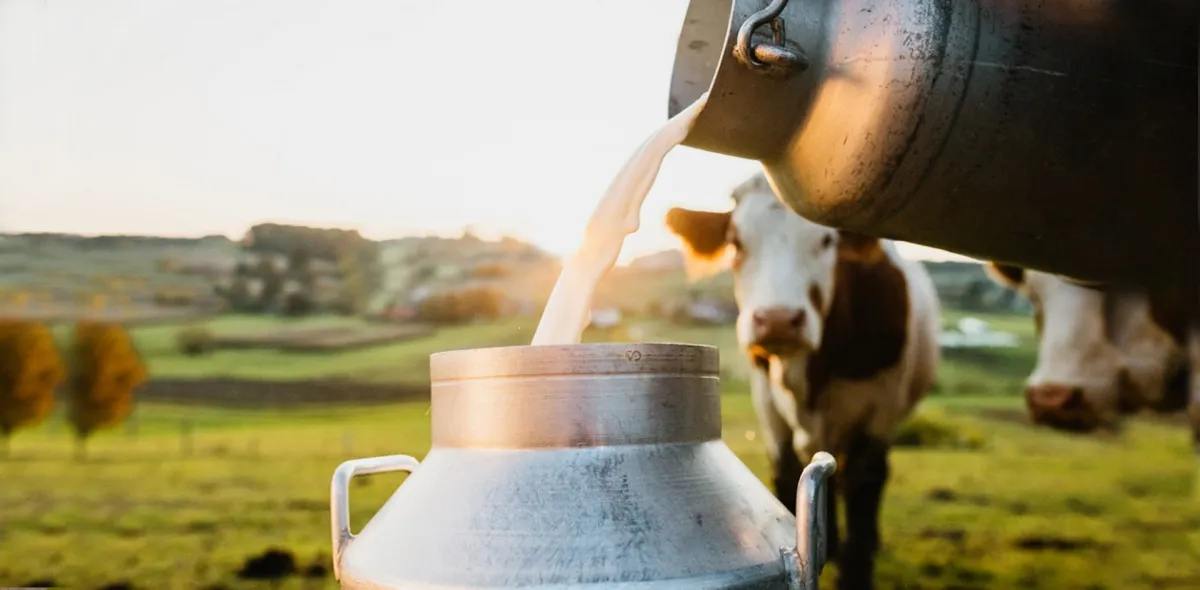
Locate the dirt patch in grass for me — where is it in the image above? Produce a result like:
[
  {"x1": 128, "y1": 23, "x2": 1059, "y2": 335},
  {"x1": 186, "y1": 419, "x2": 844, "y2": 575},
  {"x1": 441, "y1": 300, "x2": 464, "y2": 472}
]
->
[
  {"x1": 919, "y1": 527, "x2": 968, "y2": 546},
  {"x1": 1013, "y1": 535, "x2": 1105, "y2": 552},
  {"x1": 236, "y1": 548, "x2": 296, "y2": 580}
]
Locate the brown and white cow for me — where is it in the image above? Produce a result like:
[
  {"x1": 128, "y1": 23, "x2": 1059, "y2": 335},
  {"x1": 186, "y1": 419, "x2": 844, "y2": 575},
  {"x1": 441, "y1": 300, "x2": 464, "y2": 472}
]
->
[
  {"x1": 665, "y1": 173, "x2": 940, "y2": 590},
  {"x1": 984, "y1": 263, "x2": 1197, "y2": 447}
]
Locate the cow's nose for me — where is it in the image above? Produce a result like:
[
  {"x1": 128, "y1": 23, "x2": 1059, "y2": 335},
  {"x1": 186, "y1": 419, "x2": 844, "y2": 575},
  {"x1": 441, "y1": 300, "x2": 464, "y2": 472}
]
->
[
  {"x1": 751, "y1": 307, "x2": 806, "y2": 354},
  {"x1": 1025, "y1": 384, "x2": 1085, "y2": 411},
  {"x1": 1025, "y1": 384, "x2": 1096, "y2": 430}
]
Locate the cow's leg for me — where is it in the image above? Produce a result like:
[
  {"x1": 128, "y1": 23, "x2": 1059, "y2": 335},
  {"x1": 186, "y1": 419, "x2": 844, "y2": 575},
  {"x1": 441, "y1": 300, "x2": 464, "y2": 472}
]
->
[
  {"x1": 775, "y1": 439, "x2": 803, "y2": 515},
  {"x1": 750, "y1": 363, "x2": 800, "y2": 512},
  {"x1": 1188, "y1": 322, "x2": 1200, "y2": 456},
  {"x1": 836, "y1": 434, "x2": 889, "y2": 590},
  {"x1": 821, "y1": 460, "x2": 841, "y2": 562}
]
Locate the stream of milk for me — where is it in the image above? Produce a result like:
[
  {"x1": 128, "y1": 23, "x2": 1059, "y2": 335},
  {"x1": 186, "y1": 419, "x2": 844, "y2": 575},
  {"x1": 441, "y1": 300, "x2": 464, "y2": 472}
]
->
[{"x1": 531, "y1": 94, "x2": 709, "y2": 346}]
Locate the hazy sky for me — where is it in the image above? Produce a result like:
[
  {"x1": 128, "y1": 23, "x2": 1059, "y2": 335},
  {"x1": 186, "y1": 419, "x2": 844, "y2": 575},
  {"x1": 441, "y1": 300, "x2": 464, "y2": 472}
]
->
[{"x1": 0, "y1": 0, "x2": 970, "y2": 263}]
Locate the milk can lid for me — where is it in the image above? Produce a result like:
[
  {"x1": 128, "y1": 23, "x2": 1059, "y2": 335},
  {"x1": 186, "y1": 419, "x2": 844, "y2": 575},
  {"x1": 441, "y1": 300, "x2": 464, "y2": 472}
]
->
[{"x1": 429, "y1": 342, "x2": 718, "y2": 382}]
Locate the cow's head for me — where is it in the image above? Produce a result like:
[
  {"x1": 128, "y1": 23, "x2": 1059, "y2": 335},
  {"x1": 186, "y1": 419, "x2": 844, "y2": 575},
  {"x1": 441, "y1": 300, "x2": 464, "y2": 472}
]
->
[
  {"x1": 664, "y1": 174, "x2": 841, "y2": 362},
  {"x1": 985, "y1": 263, "x2": 1188, "y2": 433}
]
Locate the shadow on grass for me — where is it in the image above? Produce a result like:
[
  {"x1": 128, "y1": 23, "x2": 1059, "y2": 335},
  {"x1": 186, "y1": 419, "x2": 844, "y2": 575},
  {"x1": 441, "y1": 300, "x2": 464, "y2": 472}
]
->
[{"x1": 940, "y1": 346, "x2": 1036, "y2": 382}]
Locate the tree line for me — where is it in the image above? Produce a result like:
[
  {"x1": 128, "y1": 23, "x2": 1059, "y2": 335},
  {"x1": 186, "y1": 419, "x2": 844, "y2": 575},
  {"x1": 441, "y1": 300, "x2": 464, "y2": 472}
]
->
[
  {"x1": 0, "y1": 319, "x2": 147, "y2": 458},
  {"x1": 215, "y1": 223, "x2": 381, "y2": 316}
]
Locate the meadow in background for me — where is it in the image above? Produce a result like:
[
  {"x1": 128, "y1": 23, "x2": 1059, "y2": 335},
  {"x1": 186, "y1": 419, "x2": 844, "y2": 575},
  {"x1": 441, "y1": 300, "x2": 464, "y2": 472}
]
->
[{"x1": 0, "y1": 230, "x2": 1195, "y2": 590}]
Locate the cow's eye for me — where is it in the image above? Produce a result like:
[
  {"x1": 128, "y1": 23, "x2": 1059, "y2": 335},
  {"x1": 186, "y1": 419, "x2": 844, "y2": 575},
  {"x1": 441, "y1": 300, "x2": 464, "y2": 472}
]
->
[{"x1": 820, "y1": 234, "x2": 835, "y2": 249}]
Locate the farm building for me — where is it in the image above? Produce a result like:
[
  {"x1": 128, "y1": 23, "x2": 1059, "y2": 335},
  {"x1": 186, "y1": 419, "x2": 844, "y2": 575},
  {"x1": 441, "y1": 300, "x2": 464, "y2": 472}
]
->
[{"x1": 589, "y1": 307, "x2": 622, "y2": 329}]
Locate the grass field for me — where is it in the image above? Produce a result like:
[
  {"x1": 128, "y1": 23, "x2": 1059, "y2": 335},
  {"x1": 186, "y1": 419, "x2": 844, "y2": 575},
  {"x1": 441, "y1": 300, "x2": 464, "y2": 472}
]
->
[
  {"x1": 1, "y1": 312, "x2": 1197, "y2": 589},
  {"x1": 121, "y1": 315, "x2": 535, "y2": 385},
  {"x1": 113, "y1": 309, "x2": 1037, "y2": 392},
  {"x1": 1, "y1": 396, "x2": 1195, "y2": 590}
]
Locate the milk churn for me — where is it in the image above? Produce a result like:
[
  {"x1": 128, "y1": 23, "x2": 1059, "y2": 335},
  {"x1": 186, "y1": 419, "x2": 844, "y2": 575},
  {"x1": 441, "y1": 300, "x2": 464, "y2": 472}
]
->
[
  {"x1": 330, "y1": 343, "x2": 837, "y2": 589},
  {"x1": 669, "y1": 0, "x2": 1197, "y2": 287}
]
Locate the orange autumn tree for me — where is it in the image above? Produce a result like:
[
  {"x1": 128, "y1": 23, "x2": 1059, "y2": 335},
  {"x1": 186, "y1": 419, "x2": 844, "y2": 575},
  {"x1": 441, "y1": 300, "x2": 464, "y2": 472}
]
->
[
  {"x1": 67, "y1": 321, "x2": 148, "y2": 458},
  {"x1": 0, "y1": 320, "x2": 65, "y2": 455}
]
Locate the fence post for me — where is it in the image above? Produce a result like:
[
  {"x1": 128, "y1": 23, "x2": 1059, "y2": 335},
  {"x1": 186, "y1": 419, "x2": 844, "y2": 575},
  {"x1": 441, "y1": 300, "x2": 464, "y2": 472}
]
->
[
  {"x1": 180, "y1": 419, "x2": 194, "y2": 457},
  {"x1": 126, "y1": 407, "x2": 138, "y2": 440}
]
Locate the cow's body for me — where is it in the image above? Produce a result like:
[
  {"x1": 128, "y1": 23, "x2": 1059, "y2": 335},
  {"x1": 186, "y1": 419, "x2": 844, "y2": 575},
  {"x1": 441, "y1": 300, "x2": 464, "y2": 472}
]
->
[
  {"x1": 666, "y1": 174, "x2": 940, "y2": 590},
  {"x1": 765, "y1": 238, "x2": 939, "y2": 456},
  {"x1": 985, "y1": 263, "x2": 1197, "y2": 447}
]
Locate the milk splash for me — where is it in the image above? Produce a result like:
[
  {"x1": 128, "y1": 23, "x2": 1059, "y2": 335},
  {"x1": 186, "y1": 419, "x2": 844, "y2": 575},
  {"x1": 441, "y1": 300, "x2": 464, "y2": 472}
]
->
[{"x1": 532, "y1": 94, "x2": 709, "y2": 346}]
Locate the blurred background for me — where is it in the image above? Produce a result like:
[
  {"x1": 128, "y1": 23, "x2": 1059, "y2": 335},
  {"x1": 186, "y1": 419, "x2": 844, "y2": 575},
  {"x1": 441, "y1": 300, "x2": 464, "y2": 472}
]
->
[{"x1": 0, "y1": 1, "x2": 1195, "y2": 589}]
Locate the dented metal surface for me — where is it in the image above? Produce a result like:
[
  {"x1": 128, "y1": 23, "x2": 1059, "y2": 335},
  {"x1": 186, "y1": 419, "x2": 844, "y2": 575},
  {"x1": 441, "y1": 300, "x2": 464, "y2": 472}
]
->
[
  {"x1": 330, "y1": 343, "x2": 837, "y2": 589},
  {"x1": 670, "y1": 0, "x2": 1197, "y2": 287}
]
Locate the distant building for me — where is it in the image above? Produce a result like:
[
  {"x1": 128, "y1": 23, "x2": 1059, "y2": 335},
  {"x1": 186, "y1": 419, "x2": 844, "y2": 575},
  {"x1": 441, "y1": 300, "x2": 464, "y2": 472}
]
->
[
  {"x1": 589, "y1": 307, "x2": 623, "y2": 329},
  {"x1": 683, "y1": 300, "x2": 737, "y2": 325},
  {"x1": 938, "y1": 317, "x2": 1020, "y2": 349},
  {"x1": 957, "y1": 317, "x2": 989, "y2": 336},
  {"x1": 383, "y1": 305, "x2": 418, "y2": 321},
  {"x1": 409, "y1": 285, "x2": 433, "y2": 304}
]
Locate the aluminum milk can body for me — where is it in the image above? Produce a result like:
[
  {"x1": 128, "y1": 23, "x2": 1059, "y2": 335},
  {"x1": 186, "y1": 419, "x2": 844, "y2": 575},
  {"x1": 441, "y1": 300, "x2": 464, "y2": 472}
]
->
[
  {"x1": 330, "y1": 343, "x2": 835, "y2": 589},
  {"x1": 669, "y1": 0, "x2": 1197, "y2": 287}
]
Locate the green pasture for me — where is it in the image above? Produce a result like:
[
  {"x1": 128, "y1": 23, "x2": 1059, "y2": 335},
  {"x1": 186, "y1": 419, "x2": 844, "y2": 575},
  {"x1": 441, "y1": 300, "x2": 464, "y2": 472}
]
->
[
  {"x1": 2, "y1": 312, "x2": 1197, "y2": 589},
  {"x1": 108, "y1": 309, "x2": 1039, "y2": 394},
  {"x1": 1, "y1": 395, "x2": 1195, "y2": 590}
]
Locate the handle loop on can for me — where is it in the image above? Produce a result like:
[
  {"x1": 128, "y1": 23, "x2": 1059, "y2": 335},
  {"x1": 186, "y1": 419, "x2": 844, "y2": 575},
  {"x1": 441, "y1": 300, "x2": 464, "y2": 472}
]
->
[
  {"x1": 330, "y1": 454, "x2": 421, "y2": 581},
  {"x1": 793, "y1": 451, "x2": 837, "y2": 589},
  {"x1": 734, "y1": 0, "x2": 809, "y2": 76}
]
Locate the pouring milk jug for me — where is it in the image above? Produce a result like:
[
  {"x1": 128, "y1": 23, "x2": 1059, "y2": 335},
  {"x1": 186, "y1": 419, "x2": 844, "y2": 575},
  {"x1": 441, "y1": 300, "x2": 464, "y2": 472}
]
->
[{"x1": 669, "y1": 0, "x2": 1197, "y2": 287}]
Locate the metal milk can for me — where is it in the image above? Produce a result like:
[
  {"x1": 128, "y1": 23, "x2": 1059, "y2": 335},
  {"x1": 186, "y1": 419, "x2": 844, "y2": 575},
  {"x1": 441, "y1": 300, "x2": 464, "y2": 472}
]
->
[
  {"x1": 330, "y1": 343, "x2": 837, "y2": 589},
  {"x1": 669, "y1": 0, "x2": 1197, "y2": 287}
]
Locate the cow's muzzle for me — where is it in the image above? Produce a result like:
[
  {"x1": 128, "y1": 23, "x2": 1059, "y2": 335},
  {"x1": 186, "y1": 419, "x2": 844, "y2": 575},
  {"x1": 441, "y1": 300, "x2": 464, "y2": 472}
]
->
[
  {"x1": 749, "y1": 306, "x2": 806, "y2": 356},
  {"x1": 1025, "y1": 383, "x2": 1101, "y2": 432}
]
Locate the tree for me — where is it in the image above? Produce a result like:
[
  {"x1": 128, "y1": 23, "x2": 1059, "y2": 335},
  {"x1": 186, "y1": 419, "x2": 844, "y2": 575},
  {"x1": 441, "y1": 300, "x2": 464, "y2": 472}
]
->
[
  {"x1": 214, "y1": 277, "x2": 255, "y2": 312},
  {"x1": 242, "y1": 223, "x2": 371, "y2": 262},
  {"x1": 66, "y1": 322, "x2": 148, "y2": 459},
  {"x1": 254, "y1": 257, "x2": 284, "y2": 312},
  {"x1": 235, "y1": 223, "x2": 380, "y2": 315},
  {"x1": 959, "y1": 279, "x2": 990, "y2": 311},
  {"x1": 281, "y1": 291, "x2": 314, "y2": 317},
  {"x1": 457, "y1": 287, "x2": 503, "y2": 320},
  {"x1": 416, "y1": 287, "x2": 504, "y2": 324},
  {"x1": 415, "y1": 291, "x2": 457, "y2": 323},
  {"x1": 176, "y1": 325, "x2": 215, "y2": 356},
  {"x1": 288, "y1": 247, "x2": 315, "y2": 296},
  {"x1": 335, "y1": 246, "x2": 376, "y2": 316},
  {"x1": 0, "y1": 320, "x2": 64, "y2": 455}
]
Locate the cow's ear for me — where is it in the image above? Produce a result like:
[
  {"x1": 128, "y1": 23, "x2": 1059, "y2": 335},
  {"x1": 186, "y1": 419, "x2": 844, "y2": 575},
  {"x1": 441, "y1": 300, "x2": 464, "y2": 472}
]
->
[
  {"x1": 665, "y1": 208, "x2": 732, "y2": 259},
  {"x1": 665, "y1": 208, "x2": 733, "y2": 281},
  {"x1": 984, "y1": 261, "x2": 1026, "y2": 289}
]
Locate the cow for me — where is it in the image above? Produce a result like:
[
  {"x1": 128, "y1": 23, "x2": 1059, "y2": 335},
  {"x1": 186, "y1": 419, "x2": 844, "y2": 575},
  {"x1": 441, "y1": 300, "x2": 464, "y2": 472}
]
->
[
  {"x1": 983, "y1": 263, "x2": 1197, "y2": 448},
  {"x1": 664, "y1": 173, "x2": 941, "y2": 590}
]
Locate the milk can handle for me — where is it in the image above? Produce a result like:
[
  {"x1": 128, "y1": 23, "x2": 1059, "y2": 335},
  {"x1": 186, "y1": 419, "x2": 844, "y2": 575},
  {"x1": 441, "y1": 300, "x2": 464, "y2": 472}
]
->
[
  {"x1": 734, "y1": 0, "x2": 808, "y2": 74},
  {"x1": 330, "y1": 454, "x2": 421, "y2": 581},
  {"x1": 794, "y1": 451, "x2": 837, "y2": 589}
]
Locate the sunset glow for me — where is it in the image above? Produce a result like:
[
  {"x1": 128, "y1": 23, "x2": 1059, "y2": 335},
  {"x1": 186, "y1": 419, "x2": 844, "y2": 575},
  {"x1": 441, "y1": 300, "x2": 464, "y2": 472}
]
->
[{"x1": 0, "y1": 0, "x2": 973, "y2": 264}]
